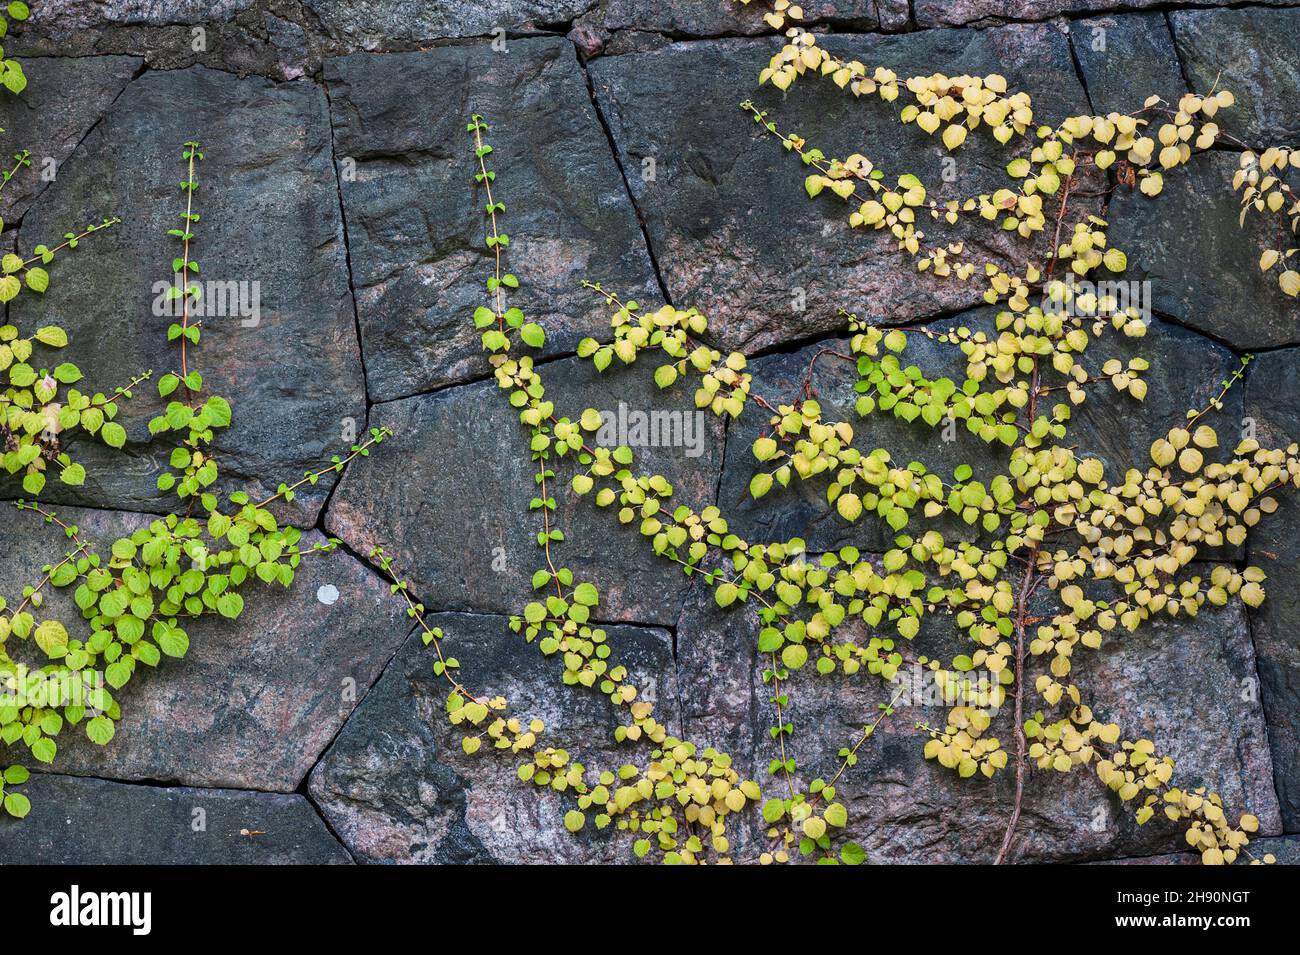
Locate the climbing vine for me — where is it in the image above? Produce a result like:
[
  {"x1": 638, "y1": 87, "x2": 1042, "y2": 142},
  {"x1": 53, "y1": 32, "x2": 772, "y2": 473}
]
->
[
  {"x1": 736, "y1": 0, "x2": 1299, "y2": 299},
  {"x1": 0, "y1": 0, "x2": 29, "y2": 95},
  {"x1": 0, "y1": 136, "x2": 390, "y2": 819},
  {"x1": 418, "y1": 4, "x2": 1299, "y2": 862}
]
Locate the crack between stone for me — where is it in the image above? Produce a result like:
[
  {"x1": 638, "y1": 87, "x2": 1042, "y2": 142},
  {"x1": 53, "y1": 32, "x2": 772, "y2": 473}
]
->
[
  {"x1": 293, "y1": 615, "x2": 424, "y2": 862},
  {"x1": 365, "y1": 343, "x2": 584, "y2": 408},
  {"x1": 1065, "y1": 20, "x2": 1096, "y2": 115},
  {"x1": 1146, "y1": 305, "x2": 1300, "y2": 356},
  {"x1": 923, "y1": 0, "x2": 1300, "y2": 31},
  {"x1": 575, "y1": 46, "x2": 675, "y2": 307},
  {"x1": 0, "y1": 496, "x2": 173, "y2": 522},
  {"x1": 316, "y1": 68, "x2": 375, "y2": 536},
  {"x1": 298, "y1": 780, "x2": 359, "y2": 863},
  {"x1": 1164, "y1": 8, "x2": 1197, "y2": 96},
  {"x1": 29, "y1": 765, "x2": 294, "y2": 796},
  {"x1": 320, "y1": 76, "x2": 373, "y2": 413},
  {"x1": 324, "y1": 485, "x2": 690, "y2": 628},
  {"x1": 1241, "y1": 353, "x2": 1292, "y2": 828},
  {"x1": 5, "y1": 60, "x2": 149, "y2": 235},
  {"x1": 25, "y1": 765, "x2": 358, "y2": 860},
  {"x1": 1243, "y1": 608, "x2": 1288, "y2": 830}
]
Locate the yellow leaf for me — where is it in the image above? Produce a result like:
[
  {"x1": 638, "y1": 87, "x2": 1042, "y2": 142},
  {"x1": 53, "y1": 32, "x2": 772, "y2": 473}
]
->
[
  {"x1": 1077, "y1": 457, "x2": 1105, "y2": 484},
  {"x1": 837, "y1": 493, "x2": 863, "y2": 522},
  {"x1": 1177, "y1": 447, "x2": 1203, "y2": 473}
]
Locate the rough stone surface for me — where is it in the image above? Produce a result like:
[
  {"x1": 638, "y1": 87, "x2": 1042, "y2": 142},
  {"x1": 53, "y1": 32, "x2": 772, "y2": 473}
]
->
[
  {"x1": 0, "y1": 56, "x2": 143, "y2": 224},
  {"x1": 324, "y1": 38, "x2": 660, "y2": 401},
  {"x1": 571, "y1": 0, "x2": 881, "y2": 56},
  {"x1": 0, "y1": 507, "x2": 412, "y2": 791},
  {"x1": 677, "y1": 563, "x2": 1280, "y2": 863},
  {"x1": 1171, "y1": 6, "x2": 1300, "y2": 147},
  {"x1": 309, "y1": 612, "x2": 677, "y2": 863},
  {"x1": 1107, "y1": 152, "x2": 1294, "y2": 350},
  {"x1": 1095, "y1": 834, "x2": 1300, "y2": 864},
  {"x1": 590, "y1": 26, "x2": 1093, "y2": 354},
  {"x1": 1069, "y1": 14, "x2": 1188, "y2": 115},
  {"x1": 2, "y1": 1, "x2": 1297, "y2": 866},
  {"x1": 0, "y1": 774, "x2": 351, "y2": 863},
  {"x1": 11, "y1": 0, "x2": 333, "y2": 81},
  {"x1": 311, "y1": 0, "x2": 609, "y2": 48},
  {"x1": 914, "y1": 1, "x2": 1291, "y2": 29},
  {"x1": 1244, "y1": 349, "x2": 1300, "y2": 832},
  {"x1": 326, "y1": 352, "x2": 724, "y2": 626},
  {"x1": 9, "y1": 66, "x2": 365, "y2": 525}
]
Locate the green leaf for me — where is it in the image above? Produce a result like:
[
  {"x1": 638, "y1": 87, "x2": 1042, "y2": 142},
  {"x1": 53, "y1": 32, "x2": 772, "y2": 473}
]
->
[
  {"x1": 653, "y1": 365, "x2": 678, "y2": 389},
  {"x1": 573, "y1": 582, "x2": 599, "y2": 607},
  {"x1": 824, "y1": 802, "x2": 848, "y2": 827},
  {"x1": 85, "y1": 716, "x2": 115, "y2": 746},
  {"x1": 30, "y1": 737, "x2": 56, "y2": 764},
  {"x1": 22, "y1": 470, "x2": 45, "y2": 496},
  {"x1": 156, "y1": 626, "x2": 190, "y2": 658},
  {"x1": 840, "y1": 842, "x2": 866, "y2": 865},
  {"x1": 34, "y1": 325, "x2": 68, "y2": 347},
  {"x1": 105, "y1": 660, "x2": 132, "y2": 689},
  {"x1": 519, "y1": 323, "x2": 546, "y2": 349},
  {"x1": 52, "y1": 362, "x2": 81, "y2": 383},
  {"x1": 204, "y1": 395, "x2": 232, "y2": 428},
  {"x1": 216, "y1": 593, "x2": 244, "y2": 619},
  {"x1": 60, "y1": 463, "x2": 86, "y2": 486},
  {"x1": 24, "y1": 267, "x2": 48, "y2": 293},
  {"x1": 33, "y1": 620, "x2": 68, "y2": 656},
  {"x1": 3, "y1": 793, "x2": 30, "y2": 819},
  {"x1": 101, "y1": 422, "x2": 127, "y2": 448}
]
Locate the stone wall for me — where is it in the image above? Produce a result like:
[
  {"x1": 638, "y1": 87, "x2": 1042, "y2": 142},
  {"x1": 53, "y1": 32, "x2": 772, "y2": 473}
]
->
[{"x1": 0, "y1": 0, "x2": 1297, "y2": 863}]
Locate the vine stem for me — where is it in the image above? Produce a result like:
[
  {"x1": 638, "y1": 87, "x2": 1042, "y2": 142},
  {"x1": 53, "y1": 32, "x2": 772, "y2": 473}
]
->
[
  {"x1": 821, "y1": 682, "x2": 907, "y2": 795},
  {"x1": 20, "y1": 218, "x2": 120, "y2": 269},
  {"x1": 995, "y1": 546, "x2": 1036, "y2": 865},
  {"x1": 179, "y1": 147, "x2": 198, "y2": 408},
  {"x1": 994, "y1": 162, "x2": 1079, "y2": 865},
  {"x1": 254, "y1": 427, "x2": 392, "y2": 508},
  {"x1": 0, "y1": 150, "x2": 30, "y2": 196},
  {"x1": 10, "y1": 543, "x2": 90, "y2": 617},
  {"x1": 372, "y1": 553, "x2": 492, "y2": 709},
  {"x1": 472, "y1": 118, "x2": 506, "y2": 332},
  {"x1": 89, "y1": 370, "x2": 154, "y2": 408},
  {"x1": 537, "y1": 456, "x2": 564, "y2": 600},
  {"x1": 9, "y1": 502, "x2": 99, "y2": 615}
]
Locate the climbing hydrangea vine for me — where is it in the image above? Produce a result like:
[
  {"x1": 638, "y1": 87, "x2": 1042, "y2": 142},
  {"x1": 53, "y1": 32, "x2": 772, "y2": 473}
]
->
[
  {"x1": 0, "y1": 133, "x2": 390, "y2": 819},
  {"x1": 736, "y1": 0, "x2": 1299, "y2": 299},
  {"x1": 409, "y1": 4, "x2": 1300, "y2": 861}
]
